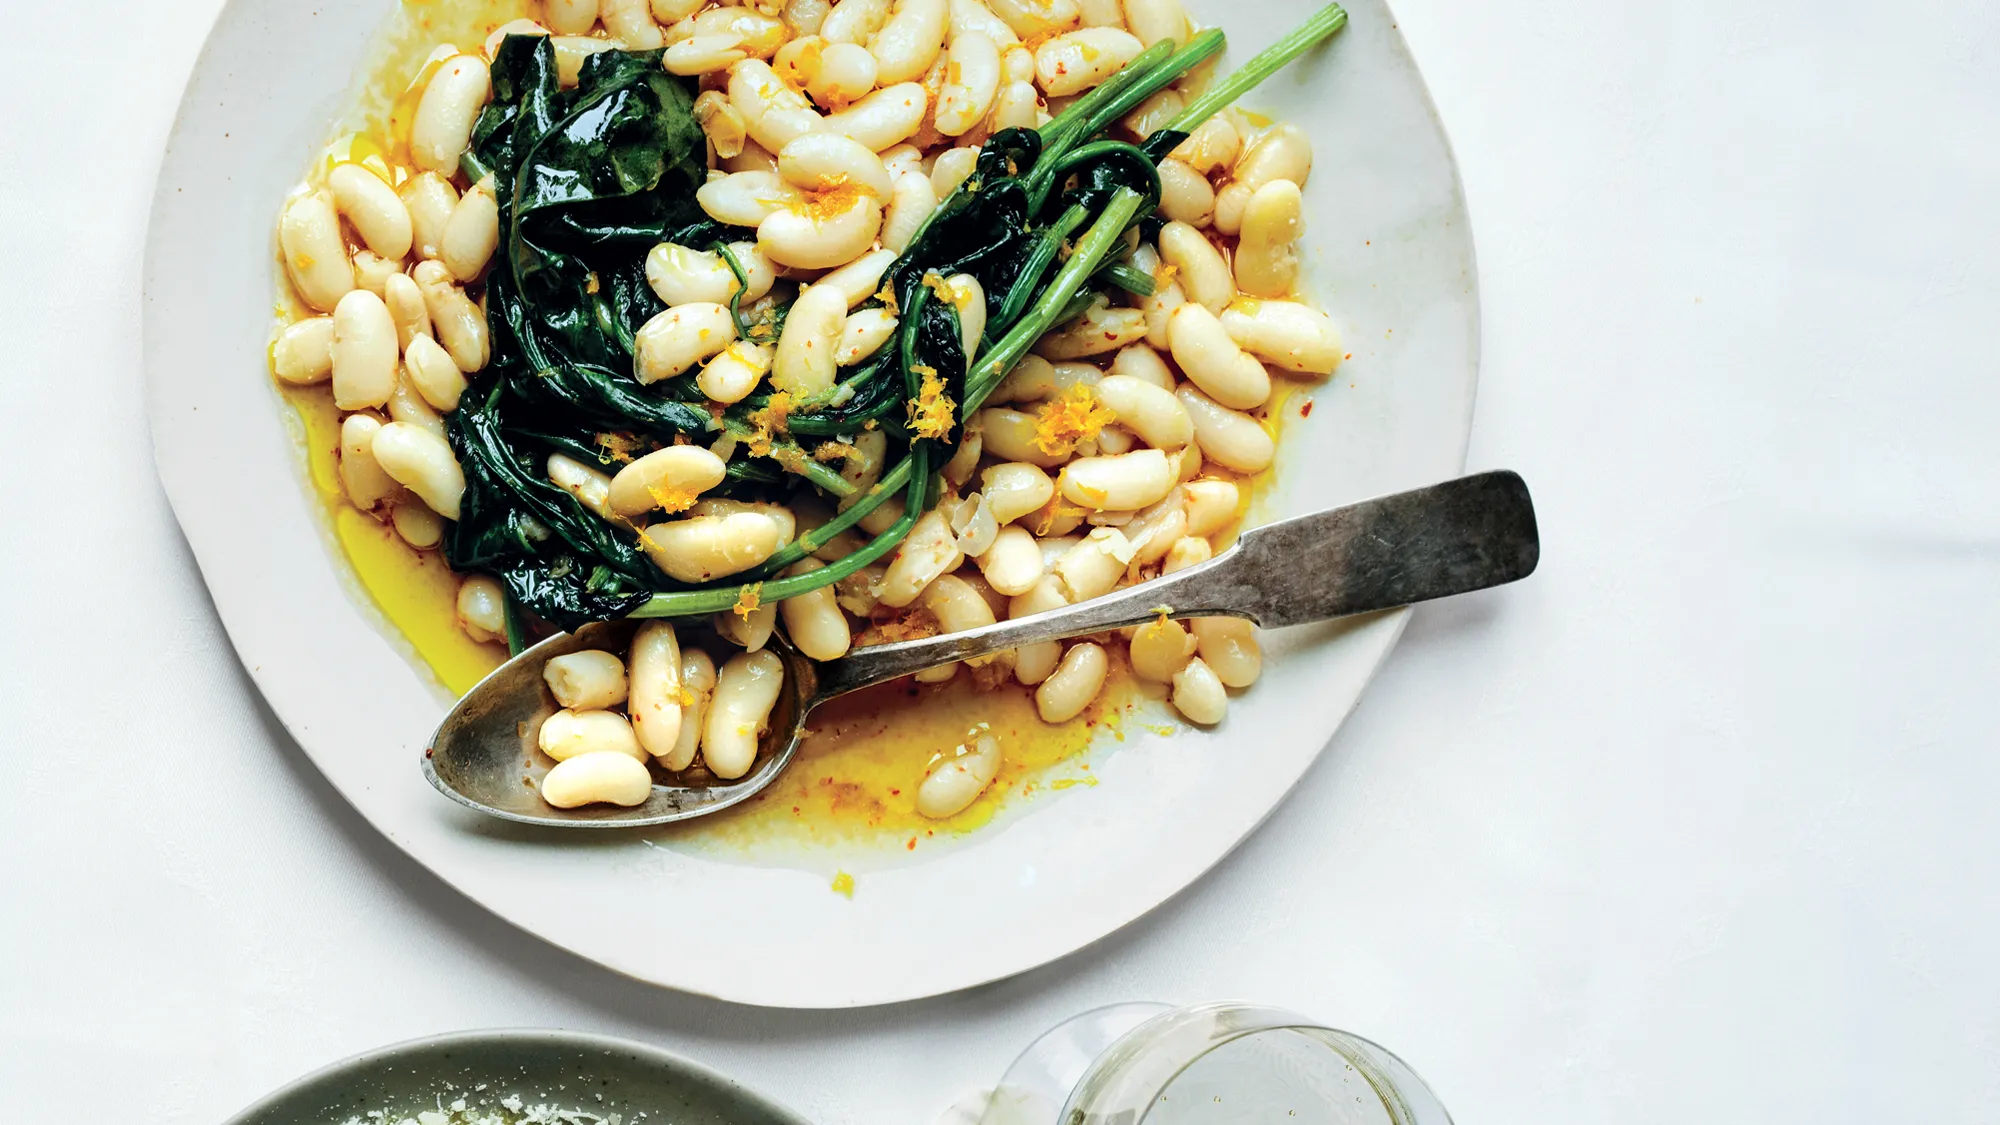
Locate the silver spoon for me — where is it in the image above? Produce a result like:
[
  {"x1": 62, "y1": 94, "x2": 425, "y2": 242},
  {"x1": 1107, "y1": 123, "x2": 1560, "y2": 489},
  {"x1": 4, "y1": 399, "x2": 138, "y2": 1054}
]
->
[{"x1": 424, "y1": 471, "x2": 1540, "y2": 829}]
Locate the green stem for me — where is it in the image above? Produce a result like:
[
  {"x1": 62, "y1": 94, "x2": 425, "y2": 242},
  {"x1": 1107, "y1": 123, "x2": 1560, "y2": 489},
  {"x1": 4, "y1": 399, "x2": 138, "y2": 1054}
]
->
[
  {"x1": 1166, "y1": 3, "x2": 1348, "y2": 135},
  {"x1": 502, "y1": 594, "x2": 529, "y2": 657},
  {"x1": 1067, "y1": 30, "x2": 1226, "y2": 147},
  {"x1": 1038, "y1": 40, "x2": 1178, "y2": 159},
  {"x1": 711, "y1": 242, "x2": 758, "y2": 341},
  {"x1": 1099, "y1": 262, "x2": 1156, "y2": 297}
]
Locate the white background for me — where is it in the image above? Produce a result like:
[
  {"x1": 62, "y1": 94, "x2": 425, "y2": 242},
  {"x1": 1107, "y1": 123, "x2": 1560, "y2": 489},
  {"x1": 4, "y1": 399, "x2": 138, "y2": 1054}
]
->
[{"x1": 3, "y1": 0, "x2": 1996, "y2": 1121}]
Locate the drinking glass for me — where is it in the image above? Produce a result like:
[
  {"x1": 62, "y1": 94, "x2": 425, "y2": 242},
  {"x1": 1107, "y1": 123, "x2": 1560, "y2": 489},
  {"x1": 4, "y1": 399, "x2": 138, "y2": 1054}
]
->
[{"x1": 974, "y1": 1001, "x2": 1453, "y2": 1125}]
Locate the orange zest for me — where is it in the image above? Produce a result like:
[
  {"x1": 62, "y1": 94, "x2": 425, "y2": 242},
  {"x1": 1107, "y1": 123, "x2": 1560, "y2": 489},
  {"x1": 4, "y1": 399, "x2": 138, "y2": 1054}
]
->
[{"x1": 1033, "y1": 383, "x2": 1117, "y2": 457}]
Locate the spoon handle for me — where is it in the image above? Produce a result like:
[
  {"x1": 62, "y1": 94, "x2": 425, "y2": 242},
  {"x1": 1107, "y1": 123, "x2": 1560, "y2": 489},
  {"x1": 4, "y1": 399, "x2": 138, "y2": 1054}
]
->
[{"x1": 810, "y1": 471, "x2": 1540, "y2": 701}]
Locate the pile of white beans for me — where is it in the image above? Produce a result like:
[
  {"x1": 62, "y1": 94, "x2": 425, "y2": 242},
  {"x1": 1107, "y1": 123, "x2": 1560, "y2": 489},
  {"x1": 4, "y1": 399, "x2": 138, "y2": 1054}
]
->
[
  {"x1": 274, "y1": 0, "x2": 1344, "y2": 814},
  {"x1": 531, "y1": 622, "x2": 775, "y2": 808}
]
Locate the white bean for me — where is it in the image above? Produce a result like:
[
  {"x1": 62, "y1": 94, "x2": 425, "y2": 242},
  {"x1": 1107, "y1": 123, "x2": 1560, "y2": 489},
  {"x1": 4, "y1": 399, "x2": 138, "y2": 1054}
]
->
[
  {"x1": 456, "y1": 574, "x2": 507, "y2": 642},
  {"x1": 935, "y1": 30, "x2": 1001, "y2": 136},
  {"x1": 413, "y1": 260, "x2": 489, "y2": 373},
  {"x1": 339, "y1": 413, "x2": 401, "y2": 512},
  {"x1": 1183, "y1": 479, "x2": 1241, "y2": 537},
  {"x1": 836, "y1": 307, "x2": 900, "y2": 365},
  {"x1": 410, "y1": 55, "x2": 491, "y2": 173},
  {"x1": 785, "y1": 0, "x2": 835, "y2": 35},
  {"x1": 401, "y1": 335, "x2": 465, "y2": 413},
  {"x1": 821, "y1": 0, "x2": 892, "y2": 43},
  {"x1": 1095, "y1": 373, "x2": 1190, "y2": 448},
  {"x1": 1079, "y1": 0, "x2": 1124, "y2": 27},
  {"x1": 988, "y1": 79, "x2": 1042, "y2": 131},
  {"x1": 546, "y1": 0, "x2": 599, "y2": 35},
  {"x1": 609, "y1": 446, "x2": 729, "y2": 518},
  {"x1": 1169, "y1": 114, "x2": 1240, "y2": 176},
  {"x1": 544, "y1": 650, "x2": 630, "y2": 711},
  {"x1": 548, "y1": 453, "x2": 621, "y2": 524},
  {"x1": 652, "y1": 0, "x2": 705, "y2": 22},
  {"x1": 642, "y1": 513, "x2": 785, "y2": 582},
  {"x1": 916, "y1": 732, "x2": 1002, "y2": 818},
  {"x1": 665, "y1": 33, "x2": 749, "y2": 75},
  {"x1": 772, "y1": 282, "x2": 849, "y2": 395},
  {"x1": 663, "y1": 648, "x2": 716, "y2": 771},
  {"x1": 1222, "y1": 298, "x2": 1345, "y2": 376},
  {"x1": 646, "y1": 241, "x2": 776, "y2": 307},
  {"x1": 272, "y1": 317, "x2": 335, "y2": 385},
  {"x1": 328, "y1": 164, "x2": 414, "y2": 261},
  {"x1": 1121, "y1": 88, "x2": 1182, "y2": 138},
  {"x1": 982, "y1": 461, "x2": 1057, "y2": 524},
  {"x1": 399, "y1": 172, "x2": 458, "y2": 262},
  {"x1": 777, "y1": 132, "x2": 895, "y2": 197},
  {"x1": 930, "y1": 145, "x2": 980, "y2": 197},
  {"x1": 715, "y1": 597, "x2": 780, "y2": 653},
  {"x1": 977, "y1": 524, "x2": 1045, "y2": 596},
  {"x1": 1156, "y1": 158, "x2": 1214, "y2": 227},
  {"x1": 701, "y1": 340, "x2": 774, "y2": 404},
  {"x1": 882, "y1": 171, "x2": 937, "y2": 251},
  {"x1": 634, "y1": 302, "x2": 738, "y2": 383},
  {"x1": 949, "y1": 0, "x2": 1021, "y2": 45},
  {"x1": 1170, "y1": 657, "x2": 1228, "y2": 725},
  {"x1": 1234, "y1": 180, "x2": 1303, "y2": 298},
  {"x1": 601, "y1": 0, "x2": 665, "y2": 47},
  {"x1": 1130, "y1": 616, "x2": 1196, "y2": 682},
  {"x1": 371, "y1": 421, "x2": 466, "y2": 520},
  {"x1": 704, "y1": 650, "x2": 786, "y2": 780},
  {"x1": 881, "y1": 143, "x2": 928, "y2": 180},
  {"x1": 698, "y1": 169, "x2": 807, "y2": 227},
  {"x1": 818, "y1": 247, "x2": 900, "y2": 307},
  {"x1": 1014, "y1": 641, "x2": 1062, "y2": 686},
  {"x1": 1060, "y1": 449, "x2": 1173, "y2": 511},
  {"x1": 692, "y1": 5, "x2": 788, "y2": 54},
  {"x1": 1120, "y1": 0, "x2": 1187, "y2": 46},
  {"x1": 1163, "y1": 534, "x2": 1212, "y2": 574},
  {"x1": 1053, "y1": 527, "x2": 1133, "y2": 601},
  {"x1": 392, "y1": 501, "x2": 445, "y2": 548},
  {"x1": 1107, "y1": 343, "x2": 1172, "y2": 389},
  {"x1": 540, "y1": 712, "x2": 645, "y2": 765},
  {"x1": 383, "y1": 273, "x2": 432, "y2": 351},
  {"x1": 1170, "y1": 303, "x2": 1271, "y2": 410},
  {"x1": 926, "y1": 571, "x2": 999, "y2": 636},
  {"x1": 541, "y1": 750, "x2": 654, "y2": 808},
  {"x1": 694, "y1": 88, "x2": 750, "y2": 157},
  {"x1": 553, "y1": 35, "x2": 616, "y2": 86},
  {"x1": 440, "y1": 176, "x2": 499, "y2": 282},
  {"x1": 1132, "y1": 245, "x2": 1185, "y2": 349},
  {"x1": 350, "y1": 251, "x2": 398, "y2": 299},
  {"x1": 870, "y1": 0, "x2": 949, "y2": 84},
  {"x1": 1214, "y1": 123, "x2": 1313, "y2": 236},
  {"x1": 988, "y1": 0, "x2": 1080, "y2": 38},
  {"x1": 1192, "y1": 616, "x2": 1262, "y2": 688},
  {"x1": 1159, "y1": 220, "x2": 1235, "y2": 313},
  {"x1": 628, "y1": 620, "x2": 686, "y2": 761},
  {"x1": 977, "y1": 408, "x2": 1067, "y2": 468},
  {"x1": 1033, "y1": 27, "x2": 1140, "y2": 97},
  {"x1": 943, "y1": 273, "x2": 988, "y2": 362},
  {"x1": 758, "y1": 190, "x2": 885, "y2": 268},
  {"x1": 1176, "y1": 387, "x2": 1275, "y2": 473},
  {"x1": 1035, "y1": 641, "x2": 1108, "y2": 722},
  {"x1": 279, "y1": 191, "x2": 353, "y2": 313},
  {"x1": 780, "y1": 559, "x2": 853, "y2": 661},
  {"x1": 878, "y1": 508, "x2": 963, "y2": 608},
  {"x1": 330, "y1": 289, "x2": 398, "y2": 411},
  {"x1": 811, "y1": 42, "x2": 878, "y2": 108},
  {"x1": 817, "y1": 82, "x2": 929, "y2": 151},
  {"x1": 731, "y1": 60, "x2": 826, "y2": 152},
  {"x1": 387, "y1": 370, "x2": 446, "y2": 438}
]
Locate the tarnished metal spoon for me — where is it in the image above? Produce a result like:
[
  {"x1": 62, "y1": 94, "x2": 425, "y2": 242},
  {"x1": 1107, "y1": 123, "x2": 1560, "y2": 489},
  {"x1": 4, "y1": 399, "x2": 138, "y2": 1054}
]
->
[{"x1": 423, "y1": 471, "x2": 1540, "y2": 829}]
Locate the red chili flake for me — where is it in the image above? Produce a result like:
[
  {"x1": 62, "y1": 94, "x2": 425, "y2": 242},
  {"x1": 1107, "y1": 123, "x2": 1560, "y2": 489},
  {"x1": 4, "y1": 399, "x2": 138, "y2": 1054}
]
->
[
  {"x1": 906, "y1": 838, "x2": 918, "y2": 851},
  {"x1": 1300, "y1": 400, "x2": 1315, "y2": 417}
]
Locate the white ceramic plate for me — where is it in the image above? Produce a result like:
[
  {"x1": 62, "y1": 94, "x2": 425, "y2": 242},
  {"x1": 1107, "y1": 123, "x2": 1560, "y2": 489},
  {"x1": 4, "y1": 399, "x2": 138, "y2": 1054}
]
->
[{"x1": 145, "y1": 0, "x2": 1477, "y2": 1008}]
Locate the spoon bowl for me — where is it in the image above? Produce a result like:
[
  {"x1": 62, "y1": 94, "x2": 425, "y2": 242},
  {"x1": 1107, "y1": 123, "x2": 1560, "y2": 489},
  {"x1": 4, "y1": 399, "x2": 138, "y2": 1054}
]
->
[{"x1": 425, "y1": 472, "x2": 1541, "y2": 829}]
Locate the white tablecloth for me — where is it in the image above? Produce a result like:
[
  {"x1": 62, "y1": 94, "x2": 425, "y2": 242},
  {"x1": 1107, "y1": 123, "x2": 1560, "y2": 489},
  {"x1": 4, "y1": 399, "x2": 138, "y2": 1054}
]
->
[{"x1": 4, "y1": 1, "x2": 1995, "y2": 1121}]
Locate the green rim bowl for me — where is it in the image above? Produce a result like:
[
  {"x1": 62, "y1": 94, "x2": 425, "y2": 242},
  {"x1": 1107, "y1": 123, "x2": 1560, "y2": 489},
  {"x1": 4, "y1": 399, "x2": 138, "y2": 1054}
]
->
[{"x1": 222, "y1": 1029, "x2": 813, "y2": 1125}]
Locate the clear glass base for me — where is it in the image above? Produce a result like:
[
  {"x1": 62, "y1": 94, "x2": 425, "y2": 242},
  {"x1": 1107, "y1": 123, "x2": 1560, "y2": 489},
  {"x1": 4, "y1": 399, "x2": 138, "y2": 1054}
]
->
[{"x1": 979, "y1": 1002, "x2": 1452, "y2": 1125}]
